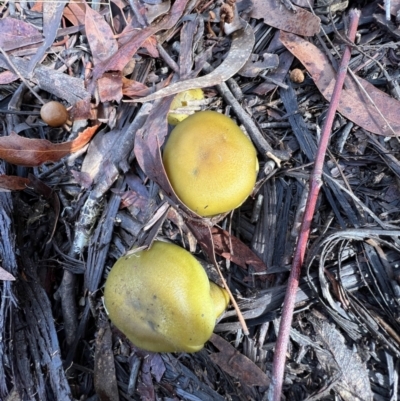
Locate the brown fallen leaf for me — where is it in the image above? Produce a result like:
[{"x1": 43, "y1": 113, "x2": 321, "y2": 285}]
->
[
  {"x1": 91, "y1": 0, "x2": 188, "y2": 82},
  {"x1": 28, "y1": 0, "x2": 65, "y2": 73},
  {"x1": 85, "y1": 3, "x2": 118, "y2": 65},
  {"x1": 135, "y1": 22, "x2": 255, "y2": 103},
  {"x1": 0, "y1": 266, "x2": 15, "y2": 281},
  {"x1": 252, "y1": 30, "x2": 294, "y2": 95},
  {"x1": 0, "y1": 175, "x2": 30, "y2": 191},
  {"x1": 122, "y1": 78, "x2": 151, "y2": 97},
  {"x1": 0, "y1": 125, "x2": 99, "y2": 167},
  {"x1": 0, "y1": 70, "x2": 18, "y2": 84},
  {"x1": 98, "y1": 72, "x2": 123, "y2": 103},
  {"x1": 63, "y1": 0, "x2": 86, "y2": 26},
  {"x1": 211, "y1": 226, "x2": 268, "y2": 278},
  {"x1": 0, "y1": 55, "x2": 91, "y2": 109},
  {"x1": 280, "y1": 31, "x2": 400, "y2": 136},
  {"x1": 249, "y1": 0, "x2": 320, "y2": 37},
  {"x1": 208, "y1": 334, "x2": 270, "y2": 387},
  {"x1": 140, "y1": 36, "x2": 159, "y2": 58},
  {"x1": 145, "y1": 1, "x2": 171, "y2": 24},
  {"x1": 0, "y1": 17, "x2": 43, "y2": 51},
  {"x1": 253, "y1": 50, "x2": 294, "y2": 95}
]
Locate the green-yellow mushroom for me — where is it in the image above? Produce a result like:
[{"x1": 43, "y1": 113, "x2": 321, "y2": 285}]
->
[
  {"x1": 40, "y1": 101, "x2": 69, "y2": 127},
  {"x1": 163, "y1": 110, "x2": 258, "y2": 216},
  {"x1": 104, "y1": 241, "x2": 229, "y2": 353},
  {"x1": 168, "y1": 89, "x2": 204, "y2": 126}
]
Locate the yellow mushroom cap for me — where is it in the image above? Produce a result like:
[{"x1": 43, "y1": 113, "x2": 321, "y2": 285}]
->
[
  {"x1": 209, "y1": 282, "x2": 229, "y2": 318},
  {"x1": 104, "y1": 241, "x2": 224, "y2": 353},
  {"x1": 163, "y1": 110, "x2": 258, "y2": 216},
  {"x1": 168, "y1": 89, "x2": 204, "y2": 126}
]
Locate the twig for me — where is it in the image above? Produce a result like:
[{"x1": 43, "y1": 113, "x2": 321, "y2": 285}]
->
[
  {"x1": 267, "y1": 9, "x2": 361, "y2": 401},
  {"x1": 58, "y1": 104, "x2": 152, "y2": 346},
  {"x1": 0, "y1": 46, "x2": 44, "y2": 105},
  {"x1": 202, "y1": 63, "x2": 290, "y2": 162}
]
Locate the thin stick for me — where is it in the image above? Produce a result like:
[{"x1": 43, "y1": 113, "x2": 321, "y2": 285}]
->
[
  {"x1": 268, "y1": 9, "x2": 361, "y2": 401},
  {"x1": 0, "y1": 46, "x2": 44, "y2": 105}
]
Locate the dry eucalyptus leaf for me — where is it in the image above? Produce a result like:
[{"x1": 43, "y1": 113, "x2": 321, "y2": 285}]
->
[
  {"x1": 309, "y1": 315, "x2": 373, "y2": 401},
  {"x1": 211, "y1": 226, "x2": 268, "y2": 276},
  {"x1": 250, "y1": 0, "x2": 320, "y2": 36},
  {"x1": 0, "y1": 266, "x2": 15, "y2": 281},
  {"x1": 85, "y1": 4, "x2": 119, "y2": 65},
  {"x1": 63, "y1": 0, "x2": 85, "y2": 26},
  {"x1": 209, "y1": 334, "x2": 270, "y2": 386},
  {"x1": 238, "y1": 53, "x2": 279, "y2": 77},
  {"x1": 0, "y1": 125, "x2": 99, "y2": 167},
  {"x1": 0, "y1": 55, "x2": 90, "y2": 108},
  {"x1": 280, "y1": 31, "x2": 400, "y2": 136},
  {"x1": 0, "y1": 175, "x2": 30, "y2": 191},
  {"x1": 145, "y1": 0, "x2": 171, "y2": 24},
  {"x1": 28, "y1": 0, "x2": 65, "y2": 73},
  {"x1": 134, "y1": 22, "x2": 255, "y2": 103},
  {"x1": 0, "y1": 17, "x2": 42, "y2": 51},
  {"x1": 92, "y1": 0, "x2": 188, "y2": 81}
]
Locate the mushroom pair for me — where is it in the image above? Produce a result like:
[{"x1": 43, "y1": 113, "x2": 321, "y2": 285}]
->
[{"x1": 104, "y1": 91, "x2": 259, "y2": 353}]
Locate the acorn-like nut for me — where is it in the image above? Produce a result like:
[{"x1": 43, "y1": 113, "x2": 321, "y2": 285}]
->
[
  {"x1": 163, "y1": 110, "x2": 258, "y2": 216},
  {"x1": 168, "y1": 89, "x2": 204, "y2": 126},
  {"x1": 104, "y1": 241, "x2": 229, "y2": 353},
  {"x1": 40, "y1": 101, "x2": 69, "y2": 127},
  {"x1": 290, "y1": 68, "x2": 305, "y2": 84}
]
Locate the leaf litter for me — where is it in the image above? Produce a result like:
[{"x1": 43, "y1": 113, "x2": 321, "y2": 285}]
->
[{"x1": 0, "y1": 0, "x2": 400, "y2": 400}]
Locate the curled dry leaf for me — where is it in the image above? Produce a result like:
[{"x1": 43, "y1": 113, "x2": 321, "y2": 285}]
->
[
  {"x1": 140, "y1": 36, "x2": 159, "y2": 58},
  {"x1": 211, "y1": 226, "x2": 268, "y2": 278},
  {"x1": 0, "y1": 125, "x2": 99, "y2": 167},
  {"x1": 309, "y1": 315, "x2": 373, "y2": 401},
  {"x1": 63, "y1": 0, "x2": 86, "y2": 26},
  {"x1": 98, "y1": 72, "x2": 123, "y2": 103},
  {"x1": 249, "y1": 0, "x2": 320, "y2": 36},
  {"x1": 91, "y1": 0, "x2": 188, "y2": 82},
  {"x1": 0, "y1": 55, "x2": 91, "y2": 110},
  {"x1": 85, "y1": 4, "x2": 118, "y2": 65},
  {"x1": 208, "y1": 334, "x2": 270, "y2": 387},
  {"x1": 238, "y1": 53, "x2": 279, "y2": 77},
  {"x1": 0, "y1": 175, "x2": 30, "y2": 191},
  {"x1": 0, "y1": 17, "x2": 42, "y2": 51},
  {"x1": 122, "y1": 78, "x2": 151, "y2": 97},
  {"x1": 280, "y1": 31, "x2": 400, "y2": 136},
  {"x1": 145, "y1": 0, "x2": 171, "y2": 24},
  {"x1": 0, "y1": 266, "x2": 15, "y2": 281},
  {"x1": 134, "y1": 22, "x2": 255, "y2": 103},
  {"x1": 0, "y1": 70, "x2": 18, "y2": 85},
  {"x1": 28, "y1": 0, "x2": 65, "y2": 72},
  {"x1": 134, "y1": 97, "x2": 184, "y2": 208}
]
